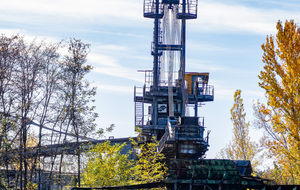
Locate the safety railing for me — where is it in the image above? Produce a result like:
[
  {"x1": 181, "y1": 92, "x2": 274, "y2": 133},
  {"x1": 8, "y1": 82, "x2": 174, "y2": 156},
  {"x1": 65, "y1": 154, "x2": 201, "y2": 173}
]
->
[
  {"x1": 144, "y1": 0, "x2": 164, "y2": 18},
  {"x1": 178, "y1": 0, "x2": 198, "y2": 19},
  {"x1": 187, "y1": 84, "x2": 214, "y2": 97}
]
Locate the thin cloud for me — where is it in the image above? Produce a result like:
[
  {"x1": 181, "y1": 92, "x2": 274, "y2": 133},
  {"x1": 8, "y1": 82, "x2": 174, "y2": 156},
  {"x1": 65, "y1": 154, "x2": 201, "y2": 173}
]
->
[
  {"x1": 245, "y1": 90, "x2": 265, "y2": 99},
  {"x1": 2, "y1": 0, "x2": 298, "y2": 35},
  {"x1": 260, "y1": 0, "x2": 300, "y2": 9},
  {"x1": 213, "y1": 86, "x2": 235, "y2": 101},
  {"x1": 88, "y1": 53, "x2": 119, "y2": 67},
  {"x1": 194, "y1": 1, "x2": 300, "y2": 35},
  {"x1": 212, "y1": 84, "x2": 264, "y2": 102},
  {"x1": 188, "y1": 41, "x2": 229, "y2": 52},
  {"x1": 0, "y1": 0, "x2": 143, "y2": 25},
  {"x1": 95, "y1": 45, "x2": 130, "y2": 52},
  {"x1": 93, "y1": 66, "x2": 143, "y2": 83},
  {"x1": 0, "y1": 28, "x2": 24, "y2": 35},
  {"x1": 89, "y1": 53, "x2": 144, "y2": 83},
  {"x1": 187, "y1": 59, "x2": 224, "y2": 72},
  {"x1": 95, "y1": 83, "x2": 133, "y2": 94}
]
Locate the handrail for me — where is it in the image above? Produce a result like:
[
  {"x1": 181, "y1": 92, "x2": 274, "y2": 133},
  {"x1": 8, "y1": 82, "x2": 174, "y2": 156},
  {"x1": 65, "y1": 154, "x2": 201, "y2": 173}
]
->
[
  {"x1": 187, "y1": 84, "x2": 214, "y2": 96},
  {"x1": 157, "y1": 131, "x2": 169, "y2": 153},
  {"x1": 157, "y1": 117, "x2": 178, "y2": 152}
]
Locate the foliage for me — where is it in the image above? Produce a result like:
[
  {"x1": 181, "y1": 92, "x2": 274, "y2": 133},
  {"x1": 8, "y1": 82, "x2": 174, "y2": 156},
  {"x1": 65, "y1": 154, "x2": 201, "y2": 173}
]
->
[
  {"x1": 58, "y1": 38, "x2": 98, "y2": 188},
  {"x1": 0, "y1": 34, "x2": 100, "y2": 189},
  {"x1": 97, "y1": 124, "x2": 115, "y2": 138},
  {"x1": 132, "y1": 138, "x2": 168, "y2": 184},
  {"x1": 81, "y1": 141, "x2": 135, "y2": 187},
  {"x1": 217, "y1": 90, "x2": 259, "y2": 171},
  {"x1": 257, "y1": 162, "x2": 287, "y2": 185},
  {"x1": 26, "y1": 181, "x2": 38, "y2": 190},
  {"x1": 82, "y1": 138, "x2": 168, "y2": 188},
  {"x1": 61, "y1": 38, "x2": 98, "y2": 138},
  {"x1": 254, "y1": 20, "x2": 300, "y2": 184}
]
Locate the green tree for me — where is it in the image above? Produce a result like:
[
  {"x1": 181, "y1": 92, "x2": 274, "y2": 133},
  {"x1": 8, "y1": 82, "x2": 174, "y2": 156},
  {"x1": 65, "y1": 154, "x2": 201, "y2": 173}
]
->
[
  {"x1": 81, "y1": 138, "x2": 168, "y2": 188},
  {"x1": 257, "y1": 162, "x2": 286, "y2": 185},
  {"x1": 57, "y1": 38, "x2": 98, "y2": 188},
  {"x1": 218, "y1": 90, "x2": 258, "y2": 170},
  {"x1": 254, "y1": 20, "x2": 300, "y2": 184},
  {"x1": 81, "y1": 141, "x2": 135, "y2": 187},
  {"x1": 132, "y1": 138, "x2": 168, "y2": 184}
]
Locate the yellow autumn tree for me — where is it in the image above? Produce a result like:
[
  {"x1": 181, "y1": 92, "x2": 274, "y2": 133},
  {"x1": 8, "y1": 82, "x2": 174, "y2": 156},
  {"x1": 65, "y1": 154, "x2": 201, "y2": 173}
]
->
[
  {"x1": 81, "y1": 139, "x2": 168, "y2": 188},
  {"x1": 254, "y1": 20, "x2": 300, "y2": 184},
  {"x1": 132, "y1": 138, "x2": 168, "y2": 184},
  {"x1": 218, "y1": 90, "x2": 258, "y2": 170},
  {"x1": 81, "y1": 141, "x2": 135, "y2": 187}
]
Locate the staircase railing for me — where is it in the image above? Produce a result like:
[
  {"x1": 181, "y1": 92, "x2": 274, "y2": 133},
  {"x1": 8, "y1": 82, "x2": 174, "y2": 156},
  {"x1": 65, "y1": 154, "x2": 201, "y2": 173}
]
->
[
  {"x1": 134, "y1": 86, "x2": 144, "y2": 126},
  {"x1": 157, "y1": 130, "x2": 169, "y2": 153},
  {"x1": 157, "y1": 117, "x2": 177, "y2": 153}
]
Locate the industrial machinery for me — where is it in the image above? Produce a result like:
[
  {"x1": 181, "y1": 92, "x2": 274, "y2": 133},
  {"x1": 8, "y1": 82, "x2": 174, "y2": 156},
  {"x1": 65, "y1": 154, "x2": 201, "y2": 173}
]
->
[
  {"x1": 134, "y1": 0, "x2": 264, "y2": 189},
  {"x1": 71, "y1": 1, "x2": 299, "y2": 190},
  {"x1": 134, "y1": 0, "x2": 213, "y2": 160}
]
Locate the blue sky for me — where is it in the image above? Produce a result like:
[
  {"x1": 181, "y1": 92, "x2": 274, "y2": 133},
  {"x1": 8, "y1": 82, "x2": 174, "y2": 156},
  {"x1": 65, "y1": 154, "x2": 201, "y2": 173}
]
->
[{"x1": 1, "y1": 0, "x2": 299, "y2": 158}]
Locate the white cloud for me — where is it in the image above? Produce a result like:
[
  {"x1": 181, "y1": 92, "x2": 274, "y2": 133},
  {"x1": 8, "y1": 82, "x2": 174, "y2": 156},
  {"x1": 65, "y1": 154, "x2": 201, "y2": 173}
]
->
[
  {"x1": 89, "y1": 53, "x2": 119, "y2": 67},
  {"x1": 188, "y1": 41, "x2": 229, "y2": 52},
  {"x1": 2, "y1": 0, "x2": 298, "y2": 35},
  {"x1": 0, "y1": 0, "x2": 144, "y2": 25},
  {"x1": 0, "y1": 28, "x2": 24, "y2": 35},
  {"x1": 193, "y1": 1, "x2": 300, "y2": 35},
  {"x1": 95, "y1": 83, "x2": 133, "y2": 94},
  {"x1": 88, "y1": 52, "x2": 144, "y2": 82},
  {"x1": 0, "y1": 29, "x2": 62, "y2": 45},
  {"x1": 187, "y1": 59, "x2": 225, "y2": 72},
  {"x1": 244, "y1": 90, "x2": 265, "y2": 99},
  {"x1": 93, "y1": 66, "x2": 143, "y2": 83},
  {"x1": 213, "y1": 86, "x2": 235, "y2": 101},
  {"x1": 212, "y1": 85, "x2": 264, "y2": 102},
  {"x1": 94, "y1": 44, "x2": 129, "y2": 52}
]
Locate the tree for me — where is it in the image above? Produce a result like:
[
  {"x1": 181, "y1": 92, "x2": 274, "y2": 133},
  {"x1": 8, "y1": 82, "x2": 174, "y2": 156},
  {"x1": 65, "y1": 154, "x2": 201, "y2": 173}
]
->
[
  {"x1": 82, "y1": 141, "x2": 135, "y2": 187},
  {"x1": 30, "y1": 41, "x2": 61, "y2": 189},
  {"x1": 14, "y1": 37, "x2": 52, "y2": 190},
  {"x1": 81, "y1": 138, "x2": 168, "y2": 188},
  {"x1": 254, "y1": 20, "x2": 300, "y2": 184},
  {"x1": 0, "y1": 34, "x2": 100, "y2": 189},
  {"x1": 132, "y1": 138, "x2": 168, "y2": 184},
  {"x1": 10, "y1": 133, "x2": 38, "y2": 183},
  {"x1": 0, "y1": 34, "x2": 20, "y2": 187},
  {"x1": 218, "y1": 90, "x2": 258, "y2": 170},
  {"x1": 56, "y1": 38, "x2": 98, "y2": 188},
  {"x1": 256, "y1": 162, "x2": 286, "y2": 185}
]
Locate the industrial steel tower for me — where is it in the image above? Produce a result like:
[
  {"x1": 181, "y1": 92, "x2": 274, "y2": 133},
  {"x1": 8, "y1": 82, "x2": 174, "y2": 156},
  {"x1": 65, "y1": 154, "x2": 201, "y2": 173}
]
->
[{"x1": 134, "y1": 0, "x2": 214, "y2": 159}]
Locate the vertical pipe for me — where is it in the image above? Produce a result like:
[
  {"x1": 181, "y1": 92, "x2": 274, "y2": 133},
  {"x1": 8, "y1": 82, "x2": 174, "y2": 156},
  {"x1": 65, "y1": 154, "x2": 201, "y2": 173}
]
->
[
  {"x1": 152, "y1": 0, "x2": 160, "y2": 126},
  {"x1": 153, "y1": 0, "x2": 160, "y2": 90},
  {"x1": 180, "y1": 0, "x2": 186, "y2": 117},
  {"x1": 195, "y1": 81, "x2": 198, "y2": 117}
]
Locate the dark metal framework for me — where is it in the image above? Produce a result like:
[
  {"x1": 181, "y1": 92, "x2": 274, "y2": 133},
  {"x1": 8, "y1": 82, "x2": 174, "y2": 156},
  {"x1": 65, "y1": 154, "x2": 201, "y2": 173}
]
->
[
  {"x1": 135, "y1": 0, "x2": 213, "y2": 160},
  {"x1": 132, "y1": 1, "x2": 282, "y2": 190}
]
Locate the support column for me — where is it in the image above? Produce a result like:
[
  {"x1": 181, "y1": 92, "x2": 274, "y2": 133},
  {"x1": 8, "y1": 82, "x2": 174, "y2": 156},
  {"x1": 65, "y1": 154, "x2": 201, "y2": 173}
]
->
[{"x1": 180, "y1": 0, "x2": 187, "y2": 117}]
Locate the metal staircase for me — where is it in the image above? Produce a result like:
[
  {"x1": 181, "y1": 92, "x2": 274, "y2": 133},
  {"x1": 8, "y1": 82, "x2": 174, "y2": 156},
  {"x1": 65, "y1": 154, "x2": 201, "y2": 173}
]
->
[
  {"x1": 134, "y1": 87, "x2": 145, "y2": 127},
  {"x1": 156, "y1": 116, "x2": 209, "y2": 159},
  {"x1": 135, "y1": 102, "x2": 144, "y2": 127}
]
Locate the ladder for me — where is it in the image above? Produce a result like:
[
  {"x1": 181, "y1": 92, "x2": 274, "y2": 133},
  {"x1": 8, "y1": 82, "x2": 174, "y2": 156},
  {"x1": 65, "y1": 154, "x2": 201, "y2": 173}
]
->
[{"x1": 135, "y1": 101, "x2": 144, "y2": 127}]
